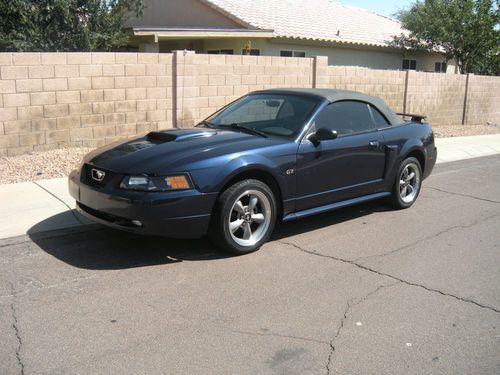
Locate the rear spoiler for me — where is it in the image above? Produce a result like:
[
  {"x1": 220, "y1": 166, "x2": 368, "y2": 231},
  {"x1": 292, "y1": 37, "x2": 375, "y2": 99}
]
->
[{"x1": 396, "y1": 112, "x2": 428, "y2": 124}]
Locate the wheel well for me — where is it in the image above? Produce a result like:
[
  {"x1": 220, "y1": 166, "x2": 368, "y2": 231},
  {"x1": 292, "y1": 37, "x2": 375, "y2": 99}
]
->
[
  {"x1": 406, "y1": 149, "x2": 425, "y2": 173},
  {"x1": 219, "y1": 170, "x2": 283, "y2": 216}
]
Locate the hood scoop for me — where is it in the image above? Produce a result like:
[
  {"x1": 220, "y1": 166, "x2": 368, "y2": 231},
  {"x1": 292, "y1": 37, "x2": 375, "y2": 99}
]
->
[
  {"x1": 146, "y1": 130, "x2": 216, "y2": 143},
  {"x1": 146, "y1": 132, "x2": 177, "y2": 143}
]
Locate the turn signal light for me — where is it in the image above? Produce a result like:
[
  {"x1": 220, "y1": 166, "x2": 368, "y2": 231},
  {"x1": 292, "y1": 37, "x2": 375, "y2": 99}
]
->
[{"x1": 165, "y1": 175, "x2": 190, "y2": 190}]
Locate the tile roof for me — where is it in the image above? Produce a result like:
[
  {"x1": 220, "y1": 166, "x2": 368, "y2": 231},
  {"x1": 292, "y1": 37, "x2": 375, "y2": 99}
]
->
[{"x1": 202, "y1": 0, "x2": 404, "y2": 48}]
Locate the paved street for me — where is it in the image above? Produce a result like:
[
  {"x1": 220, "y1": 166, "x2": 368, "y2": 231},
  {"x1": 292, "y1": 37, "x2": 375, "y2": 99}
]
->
[{"x1": 1, "y1": 155, "x2": 499, "y2": 375}]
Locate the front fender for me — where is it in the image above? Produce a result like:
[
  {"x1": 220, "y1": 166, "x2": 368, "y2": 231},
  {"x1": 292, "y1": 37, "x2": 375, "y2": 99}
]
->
[
  {"x1": 188, "y1": 150, "x2": 296, "y2": 199},
  {"x1": 213, "y1": 154, "x2": 290, "y2": 195}
]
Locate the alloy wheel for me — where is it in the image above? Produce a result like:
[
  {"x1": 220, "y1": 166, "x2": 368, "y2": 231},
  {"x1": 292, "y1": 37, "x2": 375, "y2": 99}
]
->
[
  {"x1": 399, "y1": 162, "x2": 421, "y2": 203},
  {"x1": 228, "y1": 189, "x2": 272, "y2": 247}
]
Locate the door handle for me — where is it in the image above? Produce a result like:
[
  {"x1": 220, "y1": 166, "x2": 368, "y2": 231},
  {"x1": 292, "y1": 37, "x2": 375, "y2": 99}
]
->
[{"x1": 369, "y1": 140, "x2": 380, "y2": 147}]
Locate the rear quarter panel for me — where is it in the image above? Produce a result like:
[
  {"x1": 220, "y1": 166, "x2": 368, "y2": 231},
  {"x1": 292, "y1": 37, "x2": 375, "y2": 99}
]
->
[{"x1": 379, "y1": 122, "x2": 436, "y2": 184}]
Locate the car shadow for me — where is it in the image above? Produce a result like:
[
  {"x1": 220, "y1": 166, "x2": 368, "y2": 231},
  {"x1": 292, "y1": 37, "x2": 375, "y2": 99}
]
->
[{"x1": 28, "y1": 200, "x2": 392, "y2": 271}]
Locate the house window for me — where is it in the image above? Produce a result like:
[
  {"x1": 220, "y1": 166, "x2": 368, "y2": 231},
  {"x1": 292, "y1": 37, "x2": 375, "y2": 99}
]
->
[
  {"x1": 280, "y1": 50, "x2": 306, "y2": 57},
  {"x1": 402, "y1": 59, "x2": 417, "y2": 70},
  {"x1": 207, "y1": 49, "x2": 234, "y2": 55},
  {"x1": 242, "y1": 49, "x2": 260, "y2": 56},
  {"x1": 435, "y1": 62, "x2": 447, "y2": 73}
]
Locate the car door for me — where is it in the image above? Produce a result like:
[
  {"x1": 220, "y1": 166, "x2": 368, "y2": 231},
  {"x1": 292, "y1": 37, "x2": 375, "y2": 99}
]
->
[{"x1": 295, "y1": 100, "x2": 386, "y2": 211}]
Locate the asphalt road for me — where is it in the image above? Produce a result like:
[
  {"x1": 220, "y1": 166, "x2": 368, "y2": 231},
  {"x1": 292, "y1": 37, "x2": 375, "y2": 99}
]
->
[{"x1": 1, "y1": 156, "x2": 499, "y2": 375}]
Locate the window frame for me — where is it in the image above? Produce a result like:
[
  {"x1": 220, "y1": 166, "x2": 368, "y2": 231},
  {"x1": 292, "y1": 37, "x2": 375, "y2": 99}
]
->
[
  {"x1": 207, "y1": 49, "x2": 234, "y2": 55},
  {"x1": 306, "y1": 100, "x2": 378, "y2": 140},
  {"x1": 434, "y1": 61, "x2": 447, "y2": 73},
  {"x1": 280, "y1": 50, "x2": 306, "y2": 58},
  {"x1": 402, "y1": 59, "x2": 417, "y2": 71},
  {"x1": 368, "y1": 104, "x2": 391, "y2": 130},
  {"x1": 241, "y1": 49, "x2": 260, "y2": 56}
]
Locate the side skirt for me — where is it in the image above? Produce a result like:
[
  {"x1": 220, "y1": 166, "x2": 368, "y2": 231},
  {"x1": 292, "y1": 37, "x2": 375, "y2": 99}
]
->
[{"x1": 282, "y1": 192, "x2": 391, "y2": 222}]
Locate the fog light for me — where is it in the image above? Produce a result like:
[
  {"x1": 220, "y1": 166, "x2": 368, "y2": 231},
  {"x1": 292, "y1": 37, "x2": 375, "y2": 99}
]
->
[{"x1": 131, "y1": 220, "x2": 143, "y2": 227}]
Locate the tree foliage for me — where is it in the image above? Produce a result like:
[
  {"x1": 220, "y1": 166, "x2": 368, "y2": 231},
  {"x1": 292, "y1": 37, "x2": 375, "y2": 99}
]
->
[
  {"x1": 395, "y1": 0, "x2": 499, "y2": 75},
  {"x1": 0, "y1": 0, "x2": 144, "y2": 52}
]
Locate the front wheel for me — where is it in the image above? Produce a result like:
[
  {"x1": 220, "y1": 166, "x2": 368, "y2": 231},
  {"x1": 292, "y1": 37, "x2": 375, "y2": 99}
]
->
[
  {"x1": 390, "y1": 157, "x2": 422, "y2": 209},
  {"x1": 209, "y1": 179, "x2": 277, "y2": 255}
]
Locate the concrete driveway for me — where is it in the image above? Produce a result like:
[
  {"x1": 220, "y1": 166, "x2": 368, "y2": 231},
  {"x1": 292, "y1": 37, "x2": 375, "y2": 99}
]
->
[{"x1": 1, "y1": 155, "x2": 499, "y2": 374}]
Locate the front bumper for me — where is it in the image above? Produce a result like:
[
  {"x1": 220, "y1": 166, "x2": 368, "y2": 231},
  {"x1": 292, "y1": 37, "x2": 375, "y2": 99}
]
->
[{"x1": 68, "y1": 170, "x2": 218, "y2": 238}]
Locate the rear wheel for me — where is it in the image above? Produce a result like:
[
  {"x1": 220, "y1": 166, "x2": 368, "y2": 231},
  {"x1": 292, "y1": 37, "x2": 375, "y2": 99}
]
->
[
  {"x1": 210, "y1": 179, "x2": 277, "y2": 255},
  {"x1": 390, "y1": 157, "x2": 422, "y2": 209}
]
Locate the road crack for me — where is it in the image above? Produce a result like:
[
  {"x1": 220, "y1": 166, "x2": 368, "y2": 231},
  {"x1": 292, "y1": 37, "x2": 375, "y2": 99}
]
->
[
  {"x1": 279, "y1": 240, "x2": 500, "y2": 315},
  {"x1": 426, "y1": 186, "x2": 500, "y2": 204},
  {"x1": 354, "y1": 212, "x2": 500, "y2": 262},
  {"x1": 326, "y1": 283, "x2": 398, "y2": 374},
  {"x1": 9, "y1": 282, "x2": 25, "y2": 375}
]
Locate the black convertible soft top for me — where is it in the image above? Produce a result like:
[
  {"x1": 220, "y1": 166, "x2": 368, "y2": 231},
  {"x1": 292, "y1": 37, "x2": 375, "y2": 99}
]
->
[{"x1": 254, "y1": 88, "x2": 406, "y2": 126}]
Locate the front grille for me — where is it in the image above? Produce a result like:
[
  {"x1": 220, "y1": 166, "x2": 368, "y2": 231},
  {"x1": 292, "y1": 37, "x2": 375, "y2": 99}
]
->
[
  {"x1": 77, "y1": 202, "x2": 141, "y2": 228},
  {"x1": 81, "y1": 164, "x2": 115, "y2": 188}
]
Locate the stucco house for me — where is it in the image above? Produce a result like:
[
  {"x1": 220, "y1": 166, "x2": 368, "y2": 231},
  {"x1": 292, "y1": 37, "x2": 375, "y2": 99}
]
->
[{"x1": 126, "y1": 0, "x2": 457, "y2": 73}]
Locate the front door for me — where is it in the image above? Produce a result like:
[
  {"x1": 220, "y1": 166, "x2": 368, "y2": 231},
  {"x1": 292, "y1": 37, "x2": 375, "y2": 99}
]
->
[{"x1": 295, "y1": 101, "x2": 386, "y2": 211}]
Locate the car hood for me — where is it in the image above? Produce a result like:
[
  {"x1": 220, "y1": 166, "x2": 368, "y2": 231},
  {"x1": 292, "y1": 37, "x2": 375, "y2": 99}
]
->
[{"x1": 87, "y1": 128, "x2": 288, "y2": 174}]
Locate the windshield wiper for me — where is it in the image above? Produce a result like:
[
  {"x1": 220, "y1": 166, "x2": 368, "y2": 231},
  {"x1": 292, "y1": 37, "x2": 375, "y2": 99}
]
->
[
  {"x1": 197, "y1": 120, "x2": 217, "y2": 129},
  {"x1": 219, "y1": 123, "x2": 268, "y2": 138}
]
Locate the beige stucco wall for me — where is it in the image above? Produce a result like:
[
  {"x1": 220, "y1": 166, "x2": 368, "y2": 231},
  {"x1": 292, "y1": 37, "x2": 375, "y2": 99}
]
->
[
  {"x1": 126, "y1": 0, "x2": 242, "y2": 28},
  {"x1": 199, "y1": 38, "x2": 457, "y2": 73}
]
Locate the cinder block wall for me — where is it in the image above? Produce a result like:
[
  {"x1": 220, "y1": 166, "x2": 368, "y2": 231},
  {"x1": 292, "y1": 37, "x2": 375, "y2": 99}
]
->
[
  {"x1": 174, "y1": 53, "x2": 313, "y2": 127},
  {"x1": 465, "y1": 75, "x2": 500, "y2": 125},
  {"x1": 0, "y1": 52, "x2": 173, "y2": 156},
  {"x1": 406, "y1": 72, "x2": 467, "y2": 126},
  {"x1": 317, "y1": 63, "x2": 406, "y2": 112},
  {"x1": 1, "y1": 51, "x2": 499, "y2": 156}
]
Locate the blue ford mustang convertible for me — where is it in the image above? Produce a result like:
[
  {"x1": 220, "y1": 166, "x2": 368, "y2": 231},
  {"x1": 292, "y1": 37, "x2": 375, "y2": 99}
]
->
[{"x1": 69, "y1": 88, "x2": 437, "y2": 254}]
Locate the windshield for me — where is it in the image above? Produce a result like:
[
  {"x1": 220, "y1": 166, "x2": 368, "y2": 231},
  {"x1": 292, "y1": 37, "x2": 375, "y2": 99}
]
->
[{"x1": 204, "y1": 94, "x2": 320, "y2": 137}]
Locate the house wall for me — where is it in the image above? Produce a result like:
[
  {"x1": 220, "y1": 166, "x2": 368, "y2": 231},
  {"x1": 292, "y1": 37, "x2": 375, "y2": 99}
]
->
[
  {"x1": 125, "y1": 0, "x2": 242, "y2": 28},
  {"x1": 1, "y1": 52, "x2": 498, "y2": 156},
  {"x1": 200, "y1": 38, "x2": 457, "y2": 73}
]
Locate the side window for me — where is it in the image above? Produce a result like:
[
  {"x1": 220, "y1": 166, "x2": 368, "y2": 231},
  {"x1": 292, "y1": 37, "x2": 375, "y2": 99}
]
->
[
  {"x1": 315, "y1": 101, "x2": 375, "y2": 136},
  {"x1": 369, "y1": 105, "x2": 390, "y2": 128}
]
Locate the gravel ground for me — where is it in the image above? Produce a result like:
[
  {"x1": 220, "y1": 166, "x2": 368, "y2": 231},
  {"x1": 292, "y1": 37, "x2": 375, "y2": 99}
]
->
[
  {"x1": 0, "y1": 147, "x2": 92, "y2": 185},
  {"x1": 433, "y1": 123, "x2": 500, "y2": 138},
  {"x1": 0, "y1": 124, "x2": 499, "y2": 185}
]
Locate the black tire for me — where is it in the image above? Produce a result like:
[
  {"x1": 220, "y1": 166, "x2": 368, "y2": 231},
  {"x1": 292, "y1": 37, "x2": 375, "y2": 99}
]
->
[
  {"x1": 209, "y1": 179, "x2": 277, "y2": 255},
  {"x1": 390, "y1": 157, "x2": 422, "y2": 209}
]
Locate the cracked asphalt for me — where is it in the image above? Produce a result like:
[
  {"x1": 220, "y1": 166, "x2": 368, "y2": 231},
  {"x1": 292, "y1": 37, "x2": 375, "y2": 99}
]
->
[{"x1": 1, "y1": 155, "x2": 499, "y2": 375}]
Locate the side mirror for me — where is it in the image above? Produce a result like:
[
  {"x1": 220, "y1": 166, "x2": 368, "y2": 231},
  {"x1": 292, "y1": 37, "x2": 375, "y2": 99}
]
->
[{"x1": 308, "y1": 128, "x2": 338, "y2": 145}]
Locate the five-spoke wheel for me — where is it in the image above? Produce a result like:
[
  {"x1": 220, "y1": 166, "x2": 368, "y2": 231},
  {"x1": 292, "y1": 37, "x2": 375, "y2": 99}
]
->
[
  {"x1": 210, "y1": 179, "x2": 277, "y2": 254},
  {"x1": 228, "y1": 190, "x2": 272, "y2": 247},
  {"x1": 391, "y1": 157, "x2": 422, "y2": 208}
]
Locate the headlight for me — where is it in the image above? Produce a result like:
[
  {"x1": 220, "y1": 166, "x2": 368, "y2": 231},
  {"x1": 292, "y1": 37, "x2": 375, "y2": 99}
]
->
[{"x1": 120, "y1": 174, "x2": 192, "y2": 191}]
